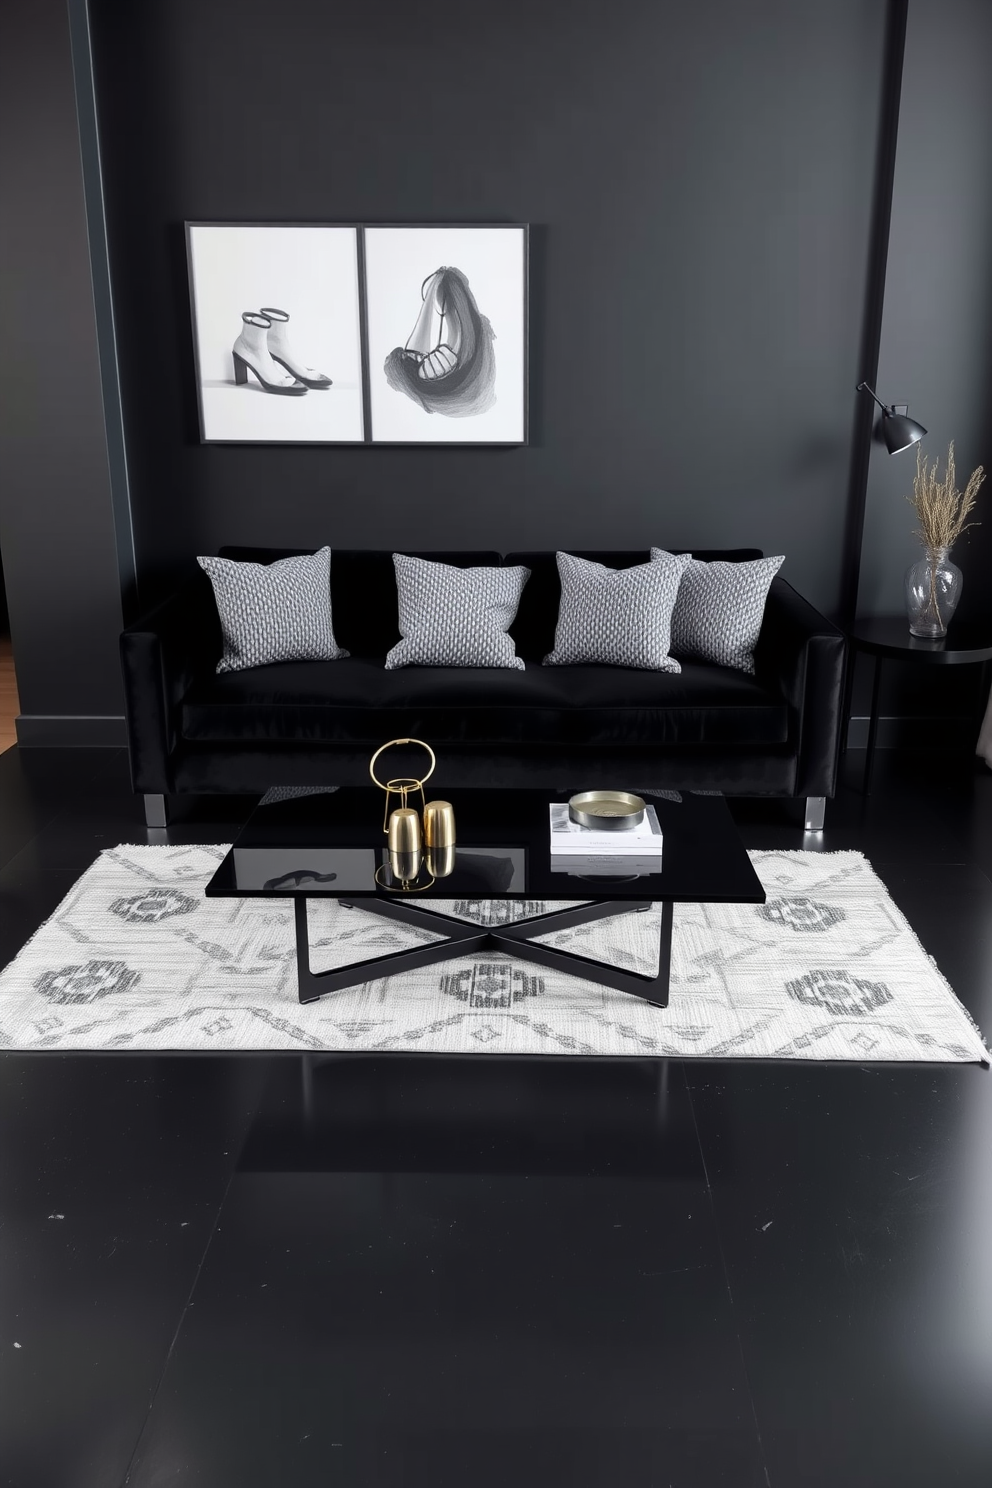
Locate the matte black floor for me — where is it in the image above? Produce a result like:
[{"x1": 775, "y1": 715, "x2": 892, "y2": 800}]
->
[{"x1": 1, "y1": 746, "x2": 991, "y2": 1487}]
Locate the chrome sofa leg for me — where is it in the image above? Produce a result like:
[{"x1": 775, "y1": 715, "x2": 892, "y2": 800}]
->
[
  {"x1": 144, "y1": 793, "x2": 168, "y2": 829},
  {"x1": 804, "y1": 796, "x2": 826, "y2": 832}
]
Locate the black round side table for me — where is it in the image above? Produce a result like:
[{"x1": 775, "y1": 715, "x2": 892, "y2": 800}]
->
[{"x1": 847, "y1": 617, "x2": 992, "y2": 793}]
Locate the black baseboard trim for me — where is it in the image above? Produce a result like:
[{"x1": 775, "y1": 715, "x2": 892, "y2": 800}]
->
[
  {"x1": 846, "y1": 714, "x2": 978, "y2": 750},
  {"x1": 15, "y1": 715, "x2": 128, "y2": 747}
]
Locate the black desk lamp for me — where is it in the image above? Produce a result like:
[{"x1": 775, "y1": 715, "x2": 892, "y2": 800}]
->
[{"x1": 856, "y1": 382, "x2": 927, "y2": 454}]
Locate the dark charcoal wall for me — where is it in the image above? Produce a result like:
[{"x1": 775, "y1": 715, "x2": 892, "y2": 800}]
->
[
  {"x1": 860, "y1": 0, "x2": 992, "y2": 626},
  {"x1": 849, "y1": 0, "x2": 992, "y2": 740},
  {"x1": 0, "y1": 0, "x2": 125, "y2": 735},
  {"x1": 5, "y1": 2, "x2": 990, "y2": 744},
  {"x1": 90, "y1": 0, "x2": 885, "y2": 616}
]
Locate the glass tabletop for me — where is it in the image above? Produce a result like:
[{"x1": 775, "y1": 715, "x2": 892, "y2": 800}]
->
[{"x1": 205, "y1": 787, "x2": 764, "y2": 907}]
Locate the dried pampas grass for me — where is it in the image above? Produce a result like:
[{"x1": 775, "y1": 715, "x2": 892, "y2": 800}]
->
[{"x1": 909, "y1": 442, "x2": 984, "y2": 553}]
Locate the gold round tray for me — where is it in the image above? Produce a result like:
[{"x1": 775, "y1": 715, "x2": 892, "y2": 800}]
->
[{"x1": 568, "y1": 790, "x2": 646, "y2": 831}]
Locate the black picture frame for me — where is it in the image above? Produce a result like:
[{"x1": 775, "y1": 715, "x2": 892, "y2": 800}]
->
[
  {"x1": 362, "y1": 222, "x2": 529, "y2": 447},
  {"x1": 185, "y1": 221, "x2": 367, "y2": 446}
]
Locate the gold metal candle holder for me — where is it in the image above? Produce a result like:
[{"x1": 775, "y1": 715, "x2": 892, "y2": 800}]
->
[
  {"x1": 423, "y1": 799, "x2": 456, "y2": 850},
  {"x1": 387, "y1": 806, "x2": 422, "y2": 856},
  {"x1": 369, "y1": 738, "x2": 437, "y2": 831},
  {"x1": 370, "y1": 739, "x2": 439, "y2": 890}
]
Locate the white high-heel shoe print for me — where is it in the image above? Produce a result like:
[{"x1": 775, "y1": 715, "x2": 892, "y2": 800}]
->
[
  {"x1": 258, "y1": 307, "x2": 333, "y2": 389},
  {"x1": 232, "y1": 312, "x2": 307, "y2": 395}
]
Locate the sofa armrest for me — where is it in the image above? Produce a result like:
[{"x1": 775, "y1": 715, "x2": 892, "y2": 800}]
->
[
  {"x1": 120, "y1": 574, "x2": 220, "y2": 793},
  {"x1": 753, "y1": 578, "x2": 847, "y2": 798}
]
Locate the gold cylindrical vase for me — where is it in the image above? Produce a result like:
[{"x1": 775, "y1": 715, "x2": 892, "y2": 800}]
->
[
  {"x1": 423, "y1": 800, "x2": 456, "y2": 849},
  {"x1": 387, "y1": 807, "x2": 422, "y2": 856}
]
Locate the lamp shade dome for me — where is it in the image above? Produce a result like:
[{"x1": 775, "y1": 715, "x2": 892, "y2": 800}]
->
[{"x1": 883, "y1": 411, "x2": 927, "y2": 454}]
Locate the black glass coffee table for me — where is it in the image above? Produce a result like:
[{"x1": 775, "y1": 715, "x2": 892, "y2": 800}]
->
[{"x1": 205, "y1": 787, "x2": 764, "y2": 1009}]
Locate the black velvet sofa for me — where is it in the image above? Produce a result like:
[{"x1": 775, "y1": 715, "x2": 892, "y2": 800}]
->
[{"x1": 120, "y1": 547, "x2": 846, "y2": 829}]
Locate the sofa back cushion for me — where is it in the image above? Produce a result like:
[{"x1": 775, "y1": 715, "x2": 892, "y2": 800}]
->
[
  {"x1": 218, "y1": 548, "x2": 501, "y2": 657},
  {"x1": 505, "y1": 549, "x2": 764, "y2": 661}
]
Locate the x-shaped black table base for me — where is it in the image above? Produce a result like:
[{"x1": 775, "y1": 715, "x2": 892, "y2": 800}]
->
[{"x1": 294, "y1": 896, "x2": 674, "y2": 1008}]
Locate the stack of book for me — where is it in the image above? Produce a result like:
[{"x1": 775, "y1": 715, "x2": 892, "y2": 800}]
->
[{"x1": 548, "y1": 802, "x2": 663, "y2": 876}]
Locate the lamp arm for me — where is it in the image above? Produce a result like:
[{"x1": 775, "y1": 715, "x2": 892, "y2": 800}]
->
[{"x1": 856, "y1": 381, "x2": 890, "y2": 414}]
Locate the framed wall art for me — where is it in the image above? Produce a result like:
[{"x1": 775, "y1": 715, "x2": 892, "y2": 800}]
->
[
  {"x1": 363, "y1": 224, "x2": 528, "y2": 445},
  {"x1": 185, "y1": 222, "x2": 528, "y2": 446},
  {"x1": 186, "y1": 223, "x2": 365, "y2": 444}
]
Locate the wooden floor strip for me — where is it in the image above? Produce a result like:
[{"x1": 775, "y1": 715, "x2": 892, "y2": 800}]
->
[{"x1": 0, "y1": 636, "x2": 20, "y2": 753}]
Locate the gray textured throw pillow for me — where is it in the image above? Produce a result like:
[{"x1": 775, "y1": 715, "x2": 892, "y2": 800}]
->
[
  {"x1": 385, "y1": 553, "x2": 531, "y2": 670},
  {"x1": 197, "y1": 546, "x2": 348, "y2": 674},
  {"x1": 544, "y1": 551, "x2": 690, "y2": 670},
  {"x1": 651, "y1": 548, "x2": 785, "y2": 673}
]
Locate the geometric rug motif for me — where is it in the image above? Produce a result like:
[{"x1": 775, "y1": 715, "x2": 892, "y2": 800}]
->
[{"x1": 0, "y1": 845, "x2": 987, "y2": 1062}]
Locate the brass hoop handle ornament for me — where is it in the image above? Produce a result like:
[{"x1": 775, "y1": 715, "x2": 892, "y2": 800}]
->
[
  {"x1": 369, "y1": 738, "x2": 436, "y2": 792},
  {"x1": 369, "y1": 738, "x2": 437, "y2": 832}
]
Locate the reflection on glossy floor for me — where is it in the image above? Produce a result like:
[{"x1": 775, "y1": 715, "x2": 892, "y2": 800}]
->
[{"x1": 0, "y1": 746, "x2": 991, "y2": 1487}]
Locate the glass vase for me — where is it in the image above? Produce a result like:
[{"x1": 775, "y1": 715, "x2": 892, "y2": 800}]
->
[{"x1": 904, "y1": 544, "x2": 962, "y2": 638}]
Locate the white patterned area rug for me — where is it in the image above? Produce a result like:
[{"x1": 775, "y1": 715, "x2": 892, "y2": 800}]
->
[{"x1": 0, "y1": 846, "x2": 987, "y2": 1063}]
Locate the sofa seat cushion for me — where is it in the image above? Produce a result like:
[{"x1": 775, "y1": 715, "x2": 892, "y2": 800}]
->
[{"x1": 181, "y1": 657, "x2": 789, "y2": 747}]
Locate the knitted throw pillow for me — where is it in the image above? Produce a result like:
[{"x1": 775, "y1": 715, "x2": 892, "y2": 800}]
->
[
  {"x1": 197, "y1": 546, "x2": 348, "y2": 674},
  {"x1": 385, "y1": 553, "x2": 531, "y2": 669},
  {"x1": 543, "y1": 551, "x2": 690, "y2": 670},
  {"x1": 651, "y1": 548, "x2": 784, "y2": 674}
]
